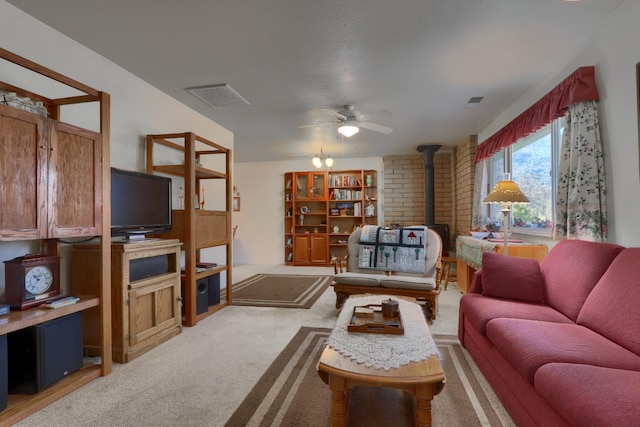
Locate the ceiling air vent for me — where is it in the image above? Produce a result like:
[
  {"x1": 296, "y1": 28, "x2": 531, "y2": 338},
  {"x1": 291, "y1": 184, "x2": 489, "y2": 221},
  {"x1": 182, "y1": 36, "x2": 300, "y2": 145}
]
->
[
  {"x1": 465, "y1": 96, "x2": 484, "y2": 108},
  {"x1": 186, "y1": 84, "x2": 250, "y2": 107}
]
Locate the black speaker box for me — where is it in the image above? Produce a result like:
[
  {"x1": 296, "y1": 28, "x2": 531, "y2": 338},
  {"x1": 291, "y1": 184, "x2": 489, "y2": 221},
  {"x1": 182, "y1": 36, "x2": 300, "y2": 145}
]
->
[
  {"x1": 8, "y1": 312, "x2": 83, "y2": 394},
  {"x1": 208, "y1": 273, "x2": 220, "y2": 306},
  {"x1": 196, "y1": 278, "x2": 209, "y2": 314},
  {"x1": 181, "y1": 278, "x2": 209, "y2": 315},
  {"x1": 0, "y1": 334, "x2": 7, "y2": 411},
  {"x1": 130, "y1": 254, "x2": 170, "y2": 282}
]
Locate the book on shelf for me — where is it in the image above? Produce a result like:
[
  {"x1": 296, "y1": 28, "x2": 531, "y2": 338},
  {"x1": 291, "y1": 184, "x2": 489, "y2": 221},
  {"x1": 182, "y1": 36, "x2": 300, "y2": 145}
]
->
[{"x1": 196, "y1": 262, "x2": 218, "y2": 268}]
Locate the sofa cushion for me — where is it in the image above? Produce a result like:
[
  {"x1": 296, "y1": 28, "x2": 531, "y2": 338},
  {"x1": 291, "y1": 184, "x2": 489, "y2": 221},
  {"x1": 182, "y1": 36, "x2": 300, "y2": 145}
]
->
[
  {"x1": 577, "y1": 248, "x2": 640, "y2": 356},
  {"x1": 460, "y1": 293, "x2": 572, "y2": 335},
  {"x1": 379, "y1": 276, "x2": 436, "y2": 291},
  {"x1": 486, "y1": 318, "x2": 640, "y2": 383},
  {"x1": 535, "y1": 363, "x2": 640, "y2": 427},
  {"x1": 540, "y1": 239, "x2": 624, "y2": 321},
  {"x1": 480, "y1": 252, "x2": 545, "y2": 304},
  {"x1": 333, "y1": 272, "x2": 381, "y2": 287}
]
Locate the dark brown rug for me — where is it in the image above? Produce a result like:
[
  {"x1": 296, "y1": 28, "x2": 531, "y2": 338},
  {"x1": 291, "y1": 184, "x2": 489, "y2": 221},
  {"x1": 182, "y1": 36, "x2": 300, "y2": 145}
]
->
[
  {"x1": 225, "y1": 327, "x2": 514, "y2": 427},
  {"x1": 229, "y1": 274, "x2": 332, "y2": 309}
]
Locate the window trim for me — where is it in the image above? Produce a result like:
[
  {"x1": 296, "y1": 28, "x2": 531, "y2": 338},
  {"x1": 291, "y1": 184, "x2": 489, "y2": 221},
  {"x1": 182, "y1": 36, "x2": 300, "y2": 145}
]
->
[{"x1": 486, "y1": 119, "x2": 563, "y2": 239}]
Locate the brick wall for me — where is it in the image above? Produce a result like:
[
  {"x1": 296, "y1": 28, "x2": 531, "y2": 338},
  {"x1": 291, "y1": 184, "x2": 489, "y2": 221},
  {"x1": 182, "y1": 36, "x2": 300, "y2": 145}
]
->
[
  {"x1": 382, "y1": 151, "x2": 454, "y2": 248},
  {"x1": 381, "y1": 138, "x2": 477, "y2": 252},
  {"x1": 454, "y1": 136, "x2": 477, "y2": 241}
]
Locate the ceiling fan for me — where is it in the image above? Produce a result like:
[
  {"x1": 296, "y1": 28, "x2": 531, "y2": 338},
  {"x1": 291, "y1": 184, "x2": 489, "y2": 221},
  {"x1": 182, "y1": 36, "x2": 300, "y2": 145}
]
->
[{"x1": 299, "y1": 105, "x2": 393, "y2": 137}]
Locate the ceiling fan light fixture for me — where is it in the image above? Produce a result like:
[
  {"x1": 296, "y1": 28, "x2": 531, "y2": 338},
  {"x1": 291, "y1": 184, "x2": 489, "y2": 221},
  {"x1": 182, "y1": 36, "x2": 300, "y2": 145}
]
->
[{"x1": 338, "y1": 125, "x2": 359, "y2": 137}]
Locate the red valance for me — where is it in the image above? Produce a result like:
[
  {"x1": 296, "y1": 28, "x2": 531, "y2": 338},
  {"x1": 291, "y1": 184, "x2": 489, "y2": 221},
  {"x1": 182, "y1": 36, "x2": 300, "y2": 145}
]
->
[{"x1": 474, "y1": 66, "x2": 599, "y2": 163}]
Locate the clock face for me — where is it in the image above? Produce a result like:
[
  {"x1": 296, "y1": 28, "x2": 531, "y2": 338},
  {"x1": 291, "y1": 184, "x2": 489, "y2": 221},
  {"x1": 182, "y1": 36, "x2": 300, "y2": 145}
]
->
[{"x1": 24, "y1": 265, "x2": 54, "y2": 295}]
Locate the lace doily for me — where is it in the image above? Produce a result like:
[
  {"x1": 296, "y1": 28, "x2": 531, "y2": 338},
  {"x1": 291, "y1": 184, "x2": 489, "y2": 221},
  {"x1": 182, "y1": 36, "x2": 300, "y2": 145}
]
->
[{"x1": 327, "y1": 295, "x2": 439, "y2": 370}]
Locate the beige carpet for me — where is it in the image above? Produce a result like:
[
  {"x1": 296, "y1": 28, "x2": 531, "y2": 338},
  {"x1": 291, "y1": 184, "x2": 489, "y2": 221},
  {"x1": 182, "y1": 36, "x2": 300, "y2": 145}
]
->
[
  {"x1": 230, "y1": 274, "x2": 332, "y2": 308},
  {"x1": 15, "y1": 265, "x2": 513, "y2": 427},
  {"x1": 225, "y1": 327, "x2": 512, "y2": 427}
]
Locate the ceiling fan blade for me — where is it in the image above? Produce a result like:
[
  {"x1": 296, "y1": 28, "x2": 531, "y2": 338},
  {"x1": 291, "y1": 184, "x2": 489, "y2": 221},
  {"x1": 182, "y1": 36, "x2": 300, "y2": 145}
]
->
[
  {"x1": 359, "y1": 121, "x2": 393, "y2": 134},
  {"x1": 298, "y1": 120, "x2": 337, "y2": 129},
  {"x1": 320, "y1": 108, "x2": 348, "y2": 121},
  {"x1": 360, "y1": 110, "x2": 392, "y2": 121}
]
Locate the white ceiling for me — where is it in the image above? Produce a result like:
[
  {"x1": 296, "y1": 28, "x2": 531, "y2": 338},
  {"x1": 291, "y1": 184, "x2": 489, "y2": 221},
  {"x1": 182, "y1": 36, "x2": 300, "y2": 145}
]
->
[{"x1": 8, "y1": 0, "x2": 626, "y2": 162}]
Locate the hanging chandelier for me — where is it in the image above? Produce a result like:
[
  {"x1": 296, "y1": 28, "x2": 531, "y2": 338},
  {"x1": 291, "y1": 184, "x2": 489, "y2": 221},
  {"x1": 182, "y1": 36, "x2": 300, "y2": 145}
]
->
[{"x1": 312, "y1": 148, "x2": 333, "y2": 168}]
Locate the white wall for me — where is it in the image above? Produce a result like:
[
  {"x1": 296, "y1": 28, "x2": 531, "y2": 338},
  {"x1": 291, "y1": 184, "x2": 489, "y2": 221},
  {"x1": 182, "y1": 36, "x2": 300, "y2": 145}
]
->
[
  {"x1": 478, "y1": 0, "x2": 640, "y2": 246},
  {"x1": 0, "y1": 1, "x2": 234, "y2": 294},
  {"x1": 233, "y1": 157, "x2": 383, "y2": 265}
]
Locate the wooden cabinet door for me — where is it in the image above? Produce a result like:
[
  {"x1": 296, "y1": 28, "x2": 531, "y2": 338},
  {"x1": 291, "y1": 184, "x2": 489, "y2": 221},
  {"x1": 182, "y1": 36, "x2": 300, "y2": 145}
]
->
[
  {"x1": 0, "y1": 106, "x2": 47, "y2": 240},
  {"x1": 48, "y1": 121, "x2": 102, "y2": 237},
  {"x1": 294, "y1": 172, "x2": 327, "y2": 200},
  {"x1": 127, "y1": 277, "x2": 181, "y2": 352},
  {"x1": 309, "y1": 234, "x2": 328, "y2": 264},
  {"x1": 294, "y1": 234, "x2": 328, "y2": 265},
  {"x1": 294, "y1": 235, "x2": 312, "y2": 263}
]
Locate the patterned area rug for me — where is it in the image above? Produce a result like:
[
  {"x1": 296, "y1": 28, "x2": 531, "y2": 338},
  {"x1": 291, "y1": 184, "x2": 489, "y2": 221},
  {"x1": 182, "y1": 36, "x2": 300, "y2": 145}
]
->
[
  {"x1": 225, "y1": 327, "x2": 514, "y2": 426},
  {"x1": 229, "y1": 274, "x2": 332, "y2": 309}
]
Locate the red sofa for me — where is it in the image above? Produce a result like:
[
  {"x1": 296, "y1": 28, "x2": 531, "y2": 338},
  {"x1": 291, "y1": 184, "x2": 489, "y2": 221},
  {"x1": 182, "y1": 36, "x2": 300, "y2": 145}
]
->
[{"x1": 458, "y1": 239, "x2": 640, "y2": 426}]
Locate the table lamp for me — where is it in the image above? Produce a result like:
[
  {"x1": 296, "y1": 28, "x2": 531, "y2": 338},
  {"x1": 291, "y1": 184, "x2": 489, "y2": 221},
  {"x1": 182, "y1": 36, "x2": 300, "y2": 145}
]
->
[{"x1": 482, "y1": 174, "x2": 529, "y2": 255}]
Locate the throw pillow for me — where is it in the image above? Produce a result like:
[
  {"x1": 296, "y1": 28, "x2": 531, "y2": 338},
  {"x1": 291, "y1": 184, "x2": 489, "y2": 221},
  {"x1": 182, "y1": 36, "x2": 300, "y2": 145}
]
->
[{"x1": 481, "y1": 252, "x2": 545, "y2": 304}]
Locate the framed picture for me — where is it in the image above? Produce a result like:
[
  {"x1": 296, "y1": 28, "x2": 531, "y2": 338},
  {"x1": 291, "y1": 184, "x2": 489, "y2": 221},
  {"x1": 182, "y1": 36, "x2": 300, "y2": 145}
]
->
[
  {"x1": 330, "y1": 208, "x2": 340, "y2": 216},
  {"x1": 233, "y1": 196, "x2": 240, "y2": 211}
]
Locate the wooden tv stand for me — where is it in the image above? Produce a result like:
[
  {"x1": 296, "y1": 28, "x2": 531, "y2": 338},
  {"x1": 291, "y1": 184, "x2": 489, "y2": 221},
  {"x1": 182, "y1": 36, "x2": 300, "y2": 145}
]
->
[{"x1": 72, "y1": 239, "x2": 183, "y2": 363}]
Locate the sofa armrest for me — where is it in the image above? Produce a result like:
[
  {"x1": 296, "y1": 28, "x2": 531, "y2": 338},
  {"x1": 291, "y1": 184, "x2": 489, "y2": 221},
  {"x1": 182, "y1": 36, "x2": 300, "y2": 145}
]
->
[{"x1": 468, "y1": 269, "x2": 483, "y2": 293}]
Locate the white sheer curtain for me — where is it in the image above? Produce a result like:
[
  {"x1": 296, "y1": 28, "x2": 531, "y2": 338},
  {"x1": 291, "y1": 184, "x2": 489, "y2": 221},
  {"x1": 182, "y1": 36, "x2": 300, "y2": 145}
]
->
[
  {"x1": 553, "y1": 100, "x2": 607, "y2": 242},
  {"x1": 471, "y1": 159, "x2": 487, "y2": 230}
]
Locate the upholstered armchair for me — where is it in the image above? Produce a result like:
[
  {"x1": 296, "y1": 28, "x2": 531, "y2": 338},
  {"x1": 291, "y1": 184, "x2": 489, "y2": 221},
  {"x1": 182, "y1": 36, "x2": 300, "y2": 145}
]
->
[{"x1": 331, "y1": 226, "x2": 443, "y2": 320}]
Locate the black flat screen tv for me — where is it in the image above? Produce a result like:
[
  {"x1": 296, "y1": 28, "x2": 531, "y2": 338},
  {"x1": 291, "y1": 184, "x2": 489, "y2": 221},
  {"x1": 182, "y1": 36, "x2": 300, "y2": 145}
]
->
[{"x1": 111, "y1": 167, "x2": 172, "y2": 239}]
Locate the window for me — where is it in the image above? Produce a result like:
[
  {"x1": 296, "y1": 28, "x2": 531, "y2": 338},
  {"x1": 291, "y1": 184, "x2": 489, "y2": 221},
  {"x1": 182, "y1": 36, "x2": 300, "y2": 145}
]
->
[{"x1": 487, "y1": 118, "x2": 563, "y2": 236}]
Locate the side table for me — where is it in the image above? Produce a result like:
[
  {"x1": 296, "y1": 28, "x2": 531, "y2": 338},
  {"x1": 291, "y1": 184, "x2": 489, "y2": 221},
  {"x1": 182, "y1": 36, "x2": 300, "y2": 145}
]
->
[{"x1": 455, "y1": 236, "x2": 548, "y2": 293}]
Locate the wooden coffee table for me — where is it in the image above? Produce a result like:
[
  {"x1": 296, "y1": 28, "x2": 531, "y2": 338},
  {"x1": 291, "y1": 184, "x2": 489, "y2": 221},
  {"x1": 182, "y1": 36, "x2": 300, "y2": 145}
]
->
[{"x1": 317, "y1": 298, "x2": 445, "y2": 427}]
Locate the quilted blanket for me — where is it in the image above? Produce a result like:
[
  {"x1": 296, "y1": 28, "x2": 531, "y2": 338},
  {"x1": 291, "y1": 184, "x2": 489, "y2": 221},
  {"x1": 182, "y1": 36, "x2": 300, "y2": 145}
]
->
[{"x1": 358, "y1": 225, "x2": 428, "y2": 273}]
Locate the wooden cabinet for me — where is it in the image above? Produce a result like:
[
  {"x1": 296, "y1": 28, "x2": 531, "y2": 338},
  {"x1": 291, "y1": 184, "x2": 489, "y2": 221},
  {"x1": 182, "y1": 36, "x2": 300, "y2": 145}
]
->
[
  {"x1": 284, "y1": 170, "x2": 379, "y2": 265},
  {"x1": 294, "y1": 234, "x2": 328, "y2": 265},
  {"x1": 455, "y1": 237, "x2": 548, "y2": 293},
  {"x1": 48, "y1": 121, "x2": 103, "y2": 238},
  {"x1": 0, "y1": 48, "x2": 111, "y2": 425},
  {"x1": 0, "y1": 107, "x2": 46, "y2": 239},
  {"x1": 294, "y1": 171, "x2": 327, "y2": 200},
  {"x1": 0, "y1": 107, "x2": 102, "y2": 240},
  {"x1": 71, "y1": 240, "x2": 182, "y2": 363},
  {"x1": 146, "y1": 133, "x2": 232, "y2": 327}
]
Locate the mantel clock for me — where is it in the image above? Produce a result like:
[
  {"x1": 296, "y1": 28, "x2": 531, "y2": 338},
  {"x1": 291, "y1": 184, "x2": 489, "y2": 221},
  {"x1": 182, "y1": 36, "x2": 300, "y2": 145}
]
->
[{"x1": 4, "y1": 255, "x2": 61, "y2": 310}]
